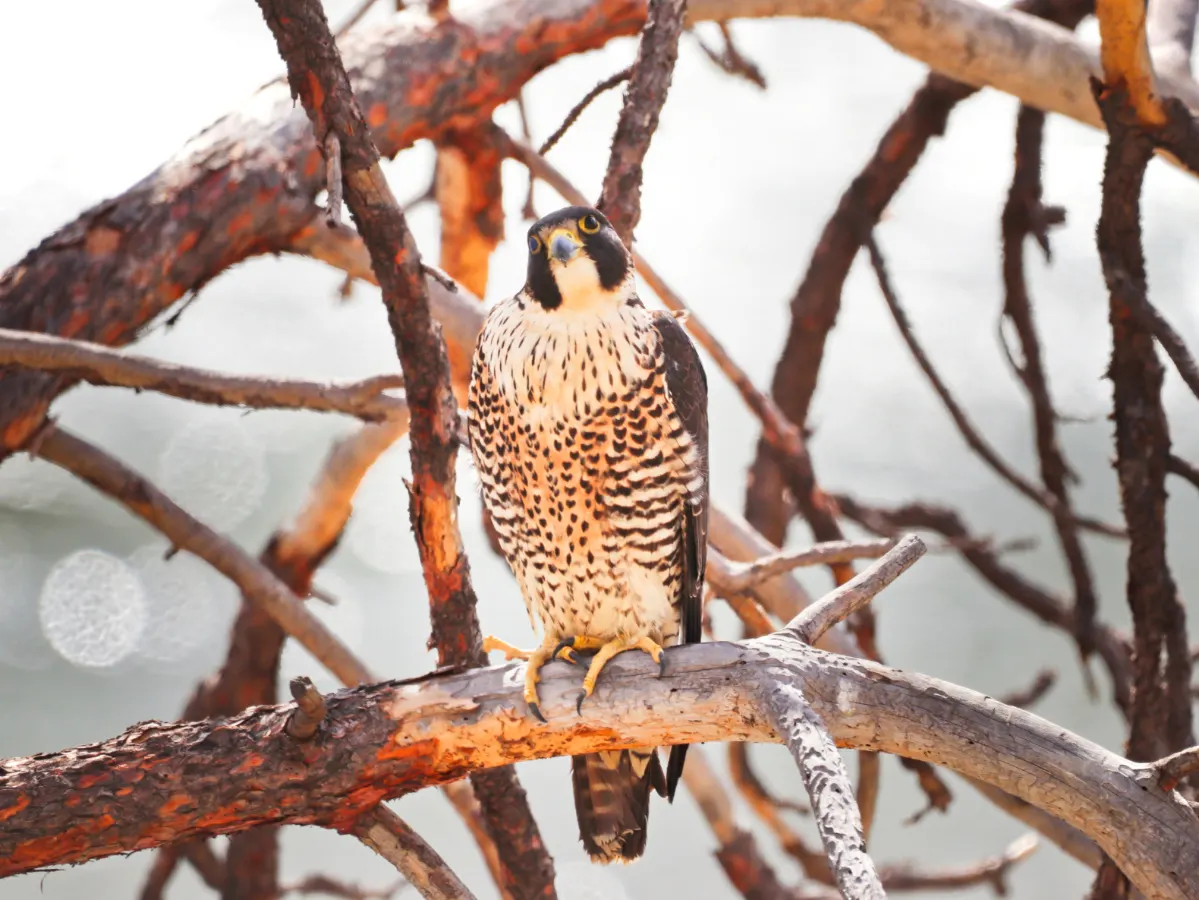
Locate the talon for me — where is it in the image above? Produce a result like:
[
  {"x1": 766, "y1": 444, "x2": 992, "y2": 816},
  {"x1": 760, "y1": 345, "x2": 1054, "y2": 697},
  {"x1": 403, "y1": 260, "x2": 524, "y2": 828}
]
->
[
  {"x1": 658, "y1": 651, "x2": 668, "y2": 678},
  {"x1": 576, "y1": 691, "x2": 587, "y2": 716},
  {"x1": 529, "y1": 701, "x2": 546, "y2": 724},
  {"x1": 558, "y1": 647, "x2": 579, "y2": 665}
]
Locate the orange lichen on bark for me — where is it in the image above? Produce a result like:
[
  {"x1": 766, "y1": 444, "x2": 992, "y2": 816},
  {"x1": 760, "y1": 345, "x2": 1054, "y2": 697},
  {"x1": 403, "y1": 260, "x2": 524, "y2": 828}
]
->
[
  {"x1": 0, "y1": 795, "x2": 29, "y2": 823},
  {"x1": 1096, "y1": 0, "x2": 1167, "y2": 126}
]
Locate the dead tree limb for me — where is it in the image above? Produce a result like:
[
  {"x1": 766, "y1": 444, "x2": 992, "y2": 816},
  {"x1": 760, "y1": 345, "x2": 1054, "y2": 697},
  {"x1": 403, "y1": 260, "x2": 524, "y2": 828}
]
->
[
  {"x1": 597, "y1": 0, "x2": 688, "y2": 243},
  {"x1": 999, "y1": 103, "x2": 1103, "y2": 667},
  {"x1": 0, "y1": 328, "x2": 405, "y2": 421},
  {"x1": 1093, "y1": 79, "x2": 1194, "y2": 765},
  {"x1": 434, "y1": 127, "x2": 504, "y2": 297},
  {"x1": 254, "y1": 3, "x2": 554, "y2": 896},
  {"x1": 352, "y1": 806, "x2": 477, "y2": 900},
  {"x1": 3, "y1": 632, "x2": 1197, "y2": 899}
]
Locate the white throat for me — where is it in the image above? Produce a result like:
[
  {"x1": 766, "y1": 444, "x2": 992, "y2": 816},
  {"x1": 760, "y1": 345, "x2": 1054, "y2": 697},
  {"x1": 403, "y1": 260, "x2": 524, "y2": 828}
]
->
[{"x1": 550, "y1": 255, "x2": 629, "y2": 314}]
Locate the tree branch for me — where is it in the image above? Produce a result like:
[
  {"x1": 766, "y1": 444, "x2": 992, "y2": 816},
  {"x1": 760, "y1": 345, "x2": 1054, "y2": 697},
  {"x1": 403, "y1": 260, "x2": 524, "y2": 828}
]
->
[
  {"x1": 255, "y1": 4, "x2": 555, "y2": 897},
  {"x1": 352, "y1": 806, "x2": 477, "y2": 900},
  {"x1": 1094, "y1": 79, "x2": 1195, "y2": 764},
  {"x1": 759, "y1": 682, "x2": 884, "y2": 899},
  {"x1": 597, "y1": 0, "x2": 688, "y2": 243},
  {"x1": 714, "y1": 539, "x2": 897, "y2": 593},
  {"x1": 788, "y1": 536, "x2": 927, "y2": 645},
  {"x1": 0, "y1": 327, "x2": 405, "y2": 422},
  {"x1": 3, "y1": 634, "x2": 1196, "y2": 898}
]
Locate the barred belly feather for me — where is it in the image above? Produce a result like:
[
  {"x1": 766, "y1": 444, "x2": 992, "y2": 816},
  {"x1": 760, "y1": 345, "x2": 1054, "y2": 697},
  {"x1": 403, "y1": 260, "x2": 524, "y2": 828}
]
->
[{"x1": 469, "y1": 297, "x2": 700, "y2": 648}]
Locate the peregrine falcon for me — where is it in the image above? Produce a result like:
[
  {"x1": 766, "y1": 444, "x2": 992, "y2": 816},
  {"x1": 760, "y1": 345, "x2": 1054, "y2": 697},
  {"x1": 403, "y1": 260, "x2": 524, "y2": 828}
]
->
[{"x1": 467, "y1": 205, "x2": 709, "y2": 863}]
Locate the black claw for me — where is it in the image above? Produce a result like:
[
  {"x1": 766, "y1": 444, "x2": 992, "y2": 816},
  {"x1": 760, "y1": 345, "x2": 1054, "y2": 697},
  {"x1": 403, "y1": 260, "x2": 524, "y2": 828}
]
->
[
  {"x1": 552, "y1": 638, "x2": 581, "y2": 664},
  {"x1": 658, "y1": 653, "x2": 668, "y2": 678},
  {"x1": 576, "y1": 691, "x2": 587, "y2": 716},
  {"x1": 529, "y1": 701, "x2": 546, "y2": 724}
]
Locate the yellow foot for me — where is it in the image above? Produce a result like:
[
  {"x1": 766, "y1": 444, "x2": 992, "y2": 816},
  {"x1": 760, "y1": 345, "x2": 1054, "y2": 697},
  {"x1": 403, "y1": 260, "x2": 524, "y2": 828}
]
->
[
  {"x1": 483, "y1": 635, "x2": 574, "y2": 723},
  {"x1": 576, "y1": 636, "x2": 667, "y2": 715},
  {"x1": 550, "y1": 634, "x2": 607, "y2": 665},
  {"x1": 482, "y1": 635, "x2": 534, "y2": 661}
]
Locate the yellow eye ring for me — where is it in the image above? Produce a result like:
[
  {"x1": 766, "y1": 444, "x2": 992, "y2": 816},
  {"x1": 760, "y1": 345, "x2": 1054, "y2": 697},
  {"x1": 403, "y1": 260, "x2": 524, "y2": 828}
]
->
[
  {"x1": 528, "y1": 234, "x2": 542, "y2": 254},
  {"x1": 578, "y1": 214, "x2": 601, "y2": 235}
]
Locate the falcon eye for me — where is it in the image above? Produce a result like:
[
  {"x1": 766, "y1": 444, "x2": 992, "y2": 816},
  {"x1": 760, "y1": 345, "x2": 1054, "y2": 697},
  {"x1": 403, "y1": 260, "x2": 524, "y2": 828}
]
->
[
  {"x1": 578, "y1": 214, "x2": 601, "y2": 235},
  {"x1": 528, "y1": 234, "x2": 542, "y2": 254}
]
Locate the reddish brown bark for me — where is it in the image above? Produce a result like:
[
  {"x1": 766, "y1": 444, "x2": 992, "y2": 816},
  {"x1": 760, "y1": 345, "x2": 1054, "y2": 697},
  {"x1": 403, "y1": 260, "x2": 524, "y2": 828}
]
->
[
  {"x1": 597, "y1": 0, "x2": 688, "y2": 244},
  {"x1": 1000, "y1": 105, "x2": 1101, "y2": 662},
  {"x1": 0, "y1": 0, "x2": 649, "y2": 460},
  {"x1": 253, "y1": 4, "x2": 554, "y2": 898},
  {"x1": 1094, "y1": 82, "x2": 1194, "y2": 765}
]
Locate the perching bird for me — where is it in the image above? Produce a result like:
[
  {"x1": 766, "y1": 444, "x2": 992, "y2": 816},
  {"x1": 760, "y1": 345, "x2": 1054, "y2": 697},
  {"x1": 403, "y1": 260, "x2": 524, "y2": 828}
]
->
[{"x1": 467, "y1": 205, "x2": 709, "y2": 863}]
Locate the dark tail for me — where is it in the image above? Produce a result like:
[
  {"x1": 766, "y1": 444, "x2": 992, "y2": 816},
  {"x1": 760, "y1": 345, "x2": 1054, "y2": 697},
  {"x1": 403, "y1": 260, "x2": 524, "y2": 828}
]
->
[{"x1": 571, "y1": 748, "x2": 668, "y2": 863}]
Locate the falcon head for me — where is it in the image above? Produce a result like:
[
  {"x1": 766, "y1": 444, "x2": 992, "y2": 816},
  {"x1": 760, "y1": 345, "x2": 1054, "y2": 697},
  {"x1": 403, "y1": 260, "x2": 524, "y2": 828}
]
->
[{"x1": 523, "y1": 206, "x2": 633, "y2": 312}]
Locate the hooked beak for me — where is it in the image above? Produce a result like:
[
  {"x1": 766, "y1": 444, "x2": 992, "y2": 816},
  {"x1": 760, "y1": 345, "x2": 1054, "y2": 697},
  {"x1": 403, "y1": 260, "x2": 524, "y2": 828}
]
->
[{"x1": 548, "y1": 229, "x2": 581, "y2": 264}]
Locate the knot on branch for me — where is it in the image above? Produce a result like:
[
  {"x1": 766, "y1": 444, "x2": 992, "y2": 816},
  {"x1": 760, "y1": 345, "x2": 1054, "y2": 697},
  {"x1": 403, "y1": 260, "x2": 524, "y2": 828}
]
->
[{"x1": 286, "y1": 676, "x2": 328, "y2": 740}]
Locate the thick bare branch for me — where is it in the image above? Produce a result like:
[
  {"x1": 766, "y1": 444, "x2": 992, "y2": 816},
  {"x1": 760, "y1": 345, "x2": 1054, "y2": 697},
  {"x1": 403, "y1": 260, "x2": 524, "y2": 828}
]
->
[
  {"x1": 255, "y1": 4, "x2": 554, "y2": 896},
  {"x1": 0, "y1": 327, "x2": 405, "y2": 421},
  {"x1": 1094, "y1": 81, "x2": 1195, "y2": 764},
  {"x1": 5, "y1": 636, "x2": 1196, "y2": 897},
  {"x1": 1098, "y1": 0, "x2": 1169, "y2": 125}
]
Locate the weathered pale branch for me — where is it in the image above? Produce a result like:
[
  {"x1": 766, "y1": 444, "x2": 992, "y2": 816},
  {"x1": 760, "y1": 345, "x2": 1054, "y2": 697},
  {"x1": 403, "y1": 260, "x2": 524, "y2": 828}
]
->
[
  {"x1": 876, "y1": 835, "x2": 1036, "y2": 894},
  {"x1": 714, "y1": 539, "x2": 897, "y2": 594},
  {"x1": 1147, "y1": 0, "x2": 1199, "y2": 78},
  {"x1": 352, "y1": 806, "x2": 477, "y2": 900},
  {"x1": 4, "y1": 634, "x2": 1197, "y2": 898},
  {"x1": 0, "y1": 327, "x2": 406, "y2": 422},
  {"x1": 789, "y1": 536, "x2": 927, "y2": 645},
  {"x1": 1152, "y1": 746, "x2": 1199, "y2": 790}
]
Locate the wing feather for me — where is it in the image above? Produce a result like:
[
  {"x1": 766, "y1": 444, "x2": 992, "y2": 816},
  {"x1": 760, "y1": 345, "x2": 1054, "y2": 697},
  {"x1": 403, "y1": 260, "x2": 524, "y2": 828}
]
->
[{"x1": 651, "y1": 311, "x2": 709, "y2": 801}]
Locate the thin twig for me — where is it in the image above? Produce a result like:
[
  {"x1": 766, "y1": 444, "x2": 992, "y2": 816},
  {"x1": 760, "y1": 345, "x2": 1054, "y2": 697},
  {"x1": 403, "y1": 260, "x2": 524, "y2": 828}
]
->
[
  {"x1": 788, "y1": 536, "x2": 928, "y2": 645},
  {"x1": 866, "y1": 236, "x2": 1123, "y2": 539},
  {"x1": 1168, "y1": 453, "x2": 1199, "y2": 490},
  {"x1": 0, "y1": 327, "x2": 405, "y2": 421},
  {"x1": 717, "y1": 539, "x2": 896, "y2": 593},
  {"x1": 832, "y1": 492, "x2": 1136, "y2": 715},
  {"x1": 876, "y1": 835, "x2": 1037, "y2": 893},
  {"x1": 597, "y1": 0, "x2": 688, "y2": 243},
  {"x1": 538, "y1": 67, "x2": 631, "y2": 156},
  {"x1": 1121, "y1": 286, "x2": 1199, "y2": 403},
  {"x1": 691, "y1": 23, "x2": 767, "y2": 88},
  {"x1": 333, "y1": 0, "x2": 384, "y2": 37},
  {"x1": 997, "y1": 669, "x2": 1058, "y2": 708},
  {"x1": 325, "y1": 131, "x2": 344, "y2": 227}
]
